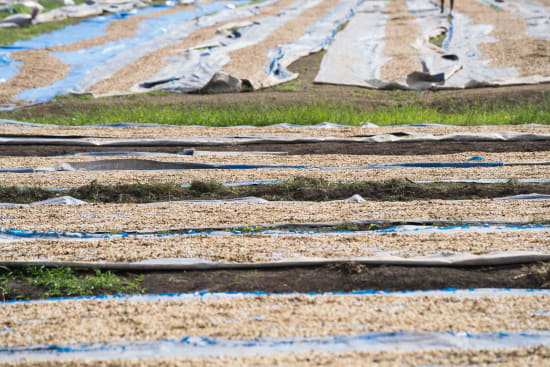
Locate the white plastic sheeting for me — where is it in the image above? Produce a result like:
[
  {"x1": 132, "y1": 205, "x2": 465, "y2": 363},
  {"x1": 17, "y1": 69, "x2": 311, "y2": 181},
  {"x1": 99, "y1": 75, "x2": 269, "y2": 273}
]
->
[
  {"x1": 407, "y1": 0, "x2": 550, "y2": 89},
  {"x1": 495, "y1": 193, "x2": 550, "y2": 200},
  {"x1": 73, "y1": 0, "x2": 263, "y2": 94},
  {"x1": 135, "y1": 0, "x2": 329, "y2": 92},
  {"x1": 315, "y1": 0, "x2": 389, "y2": 87},
  {"x1": 0, "y1": 196, "x2": 86, "y2": 207},
  {"x1": 315, "y1": 0, "x2": 550, "y2": 89},
  {"x1": 3, "y1": 251, "x2": 548, "y2": 270},
  {"x1": 261, "y1": 0, "x2": 361, "y2": 88},
  {"x1": 3, "y1": 330, "x2": 550, "y2": 362}
]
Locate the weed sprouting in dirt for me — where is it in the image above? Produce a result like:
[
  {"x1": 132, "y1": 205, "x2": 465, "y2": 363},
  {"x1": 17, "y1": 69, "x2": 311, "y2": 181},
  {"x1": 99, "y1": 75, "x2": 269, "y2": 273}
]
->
[{"x1": 0, "y1": 266, "x2": 144, "y2": 299}]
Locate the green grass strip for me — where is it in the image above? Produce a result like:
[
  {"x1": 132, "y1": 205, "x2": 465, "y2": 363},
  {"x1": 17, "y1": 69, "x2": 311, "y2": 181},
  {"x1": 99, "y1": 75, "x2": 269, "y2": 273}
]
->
[{"x1": 3, "y1": 96, "x2": 550, "y2": 125}]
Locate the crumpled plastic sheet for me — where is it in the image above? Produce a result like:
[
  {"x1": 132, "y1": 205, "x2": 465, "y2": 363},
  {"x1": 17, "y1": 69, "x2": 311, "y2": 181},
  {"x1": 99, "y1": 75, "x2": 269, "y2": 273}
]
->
[
  {"x1": 315, "y1": 0, "x2": 550, "y2": 90},
  {"x1": 261, "y1": 0, "x2": 362, "y2": 88},
  {"x1": 80, "y1": 0, "x2": 266, "y2": 94},
  {"x1": 138, "y1": 0, "x2": 327, "y2": 92},
  {"x1": 2, "y1": 330, "x2": 550, "y2": 362},
  {"x1": 405, "y1": 0, "x2": 540, "y2": 90},
  {"x1": 0, "y1": 195, "x2": 86, "y2": 207}
]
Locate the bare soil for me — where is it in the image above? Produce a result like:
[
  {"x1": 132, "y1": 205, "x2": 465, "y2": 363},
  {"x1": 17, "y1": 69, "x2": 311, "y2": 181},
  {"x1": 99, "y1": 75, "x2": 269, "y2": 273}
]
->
[
  {"x1": 1, "y1": 140, "x2": 548, "y2": 156},
  {"x1": 5, "y1": 263, "x2": 548, "y2": 301}
]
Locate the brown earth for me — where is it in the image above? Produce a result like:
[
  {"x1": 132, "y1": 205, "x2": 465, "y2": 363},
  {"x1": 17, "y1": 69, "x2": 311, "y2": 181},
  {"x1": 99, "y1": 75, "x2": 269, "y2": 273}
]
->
[
  {"x1": 1, "y1": 140, "x2": 548, "y2": 156},
  {"x1": 4, "y1": 262, "x2": 549, "y2": 301}
]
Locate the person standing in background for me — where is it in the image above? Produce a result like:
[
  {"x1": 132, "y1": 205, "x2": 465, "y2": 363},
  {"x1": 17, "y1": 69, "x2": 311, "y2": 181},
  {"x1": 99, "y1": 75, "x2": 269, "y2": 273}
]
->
[{"x1": 441, "y1": 0, "x2": 454, "y2": 13}]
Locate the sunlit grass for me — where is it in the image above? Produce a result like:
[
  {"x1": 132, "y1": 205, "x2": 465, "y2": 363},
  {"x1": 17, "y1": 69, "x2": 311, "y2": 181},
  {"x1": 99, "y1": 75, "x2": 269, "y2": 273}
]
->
[{"x1": 3, "y1": 95, "x2": 549, "y2": 126}]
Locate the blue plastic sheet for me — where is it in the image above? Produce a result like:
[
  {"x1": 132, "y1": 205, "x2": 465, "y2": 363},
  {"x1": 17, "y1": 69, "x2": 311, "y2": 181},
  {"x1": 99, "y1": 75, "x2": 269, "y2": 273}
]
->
[
  {"x1": 2, "y1": 223, "x2": 549, "y2": 241},
  {"x1": 2, "y1": 1, "x2": 250, "y2": 105},
  {"x1": 15, "y1": 2, "x2": 234, "y2": 104}
]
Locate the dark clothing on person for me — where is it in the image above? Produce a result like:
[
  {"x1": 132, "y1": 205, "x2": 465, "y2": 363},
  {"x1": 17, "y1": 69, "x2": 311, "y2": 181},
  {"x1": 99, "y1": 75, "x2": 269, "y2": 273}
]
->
[{"x1": 441, "y1": 0, "x2": 454, "y2": 13}]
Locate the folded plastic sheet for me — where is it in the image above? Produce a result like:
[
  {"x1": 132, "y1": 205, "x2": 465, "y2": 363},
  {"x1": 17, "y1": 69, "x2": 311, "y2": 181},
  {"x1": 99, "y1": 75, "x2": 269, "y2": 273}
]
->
[
  {"x1": 138, "y1": 0, "x2": 326, "y2": 92},
  {"x1": 405, "y1": 0, "x2": 537, "y2": 90},
  {"x1": 260, "y1": 0, "x2": 361, "y2": 88},
  {"x1": 81, "y1": 0, "x2": 269, "y2": 95},
  {"x1": 0, "y1": 196, "x2": 86, "y2": 207},
  {"x1": 314, "y1": 0, "x2": 389, "y2": 87},
  {"x1": 3, "y1": 330, "x2": 550, "y2": 362},
  {"x1": 495, "y1": 193, "x2": 550, "y2": 200}
]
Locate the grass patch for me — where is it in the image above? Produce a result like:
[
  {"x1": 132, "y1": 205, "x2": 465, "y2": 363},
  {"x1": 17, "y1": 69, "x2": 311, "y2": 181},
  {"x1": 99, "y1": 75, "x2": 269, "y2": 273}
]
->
[
  {"x1": 3, "y1": 95, "x2": 550, "y2": 125},
  {"x1": 274, "y1": 79, "x2": 305, "y2": 93},
  {"x1": 429, "y1": 31, "x2": 446, "y2": 48},
  {"x1": 0, "y1": 4, "x2": 32, "y2": 21},
  {"x1": 2, "y1": 178, "x2": 550, "y2": 204},
  {"x1": 0, "y1": 266, "x2": 144, "y2": 300}
]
